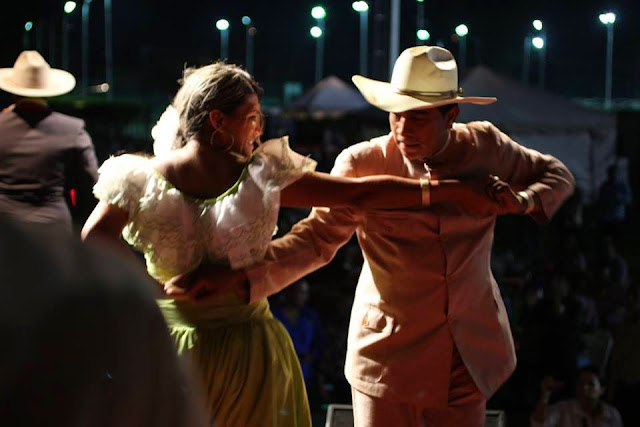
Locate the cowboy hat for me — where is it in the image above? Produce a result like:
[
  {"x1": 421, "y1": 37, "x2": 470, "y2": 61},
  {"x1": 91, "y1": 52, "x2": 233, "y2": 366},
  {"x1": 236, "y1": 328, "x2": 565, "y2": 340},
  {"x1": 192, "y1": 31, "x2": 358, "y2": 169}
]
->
[
  {"x1": 352, "y1": 46, "x2": 496, "y2": 113},
  {"x1": 0, "y1": 51, "x2": 75, "y2": 97}
]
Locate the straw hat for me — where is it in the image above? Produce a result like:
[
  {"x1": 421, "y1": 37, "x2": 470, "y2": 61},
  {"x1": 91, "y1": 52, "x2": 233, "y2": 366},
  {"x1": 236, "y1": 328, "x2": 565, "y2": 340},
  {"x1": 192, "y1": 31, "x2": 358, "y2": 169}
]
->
[
  {"x1": 352, "y1": 46, "x2": 496, "y2": 113},
  {"x1": 0, "y1": 51, "x2": 75, "y2": 97}
]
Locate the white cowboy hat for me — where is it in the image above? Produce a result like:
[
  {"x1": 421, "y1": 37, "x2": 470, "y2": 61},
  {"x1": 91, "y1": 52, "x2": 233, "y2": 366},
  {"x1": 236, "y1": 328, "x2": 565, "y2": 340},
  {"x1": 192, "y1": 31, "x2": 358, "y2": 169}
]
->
[
  {"x1": 0, "y1": 51, "x2": 75, "y2": 98},
  {"x1": 352, "y1": 45, "x2": 496, "y2": 113}
]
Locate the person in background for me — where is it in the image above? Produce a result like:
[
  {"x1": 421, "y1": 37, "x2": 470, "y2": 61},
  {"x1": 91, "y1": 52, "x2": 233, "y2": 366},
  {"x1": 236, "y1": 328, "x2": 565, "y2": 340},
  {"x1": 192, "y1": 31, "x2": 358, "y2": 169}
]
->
[
  {"x1": 597, "y1": 163, "x2": 632, "y2": 240},
  {"x1": 0, "y1": 51, "x2": 98, "y2": 234},
  {"x1": 272, "y1": 280, "x2": 325, "y2": 406},
  {"x1": 179, "y1": 46, "x2": 576, "y2": 426},
  {"x1": 531, "y1": 366, "x2": 622, "y2": 427},
  {"x1": 0, "y1": 216, "x2": 207, "y2": 427}
]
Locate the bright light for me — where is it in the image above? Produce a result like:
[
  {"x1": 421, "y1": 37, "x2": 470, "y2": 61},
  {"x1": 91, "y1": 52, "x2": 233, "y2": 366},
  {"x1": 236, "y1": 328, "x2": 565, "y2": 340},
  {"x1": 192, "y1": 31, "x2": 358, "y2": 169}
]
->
[
  {"x1": 64, "y1": 1, "x2": 77, "y2": 14},
  {"x1": 417, "y1": 29, "x2": 430, "y2": 41},
  {"x1": 532, "y1": 36, "x2": 544, "y2": 49},
  {"x1": 310, "y1": 26, "x2": 323, "y2": 38},
  {"x1": 216, "y1": 19, "x2": 229, "y2": 31},
  {"x1": 417, "y1": 0, "x2": 424, "y2": 2},
  {"x1": 311, "y1": 6, "x2": 326, "y2": 20},
  {"x1": 532, "y1": 19, "x2": 543, "y2": 31},
  {"x1": 242, "y1": 16, "x2": 251, "y2": 26},
  {"x1": 352, "y1": 1, "x2": 369, "y2": 12},
  {"x1": 455, "y1": 24, "x2": 468, "y2": 37},
  {"x1": 599, "y1": 12, "x2": 616, "y2": 25},
  {"x1": 24, "y1": 21, "x2": 33, "y2": 32}
]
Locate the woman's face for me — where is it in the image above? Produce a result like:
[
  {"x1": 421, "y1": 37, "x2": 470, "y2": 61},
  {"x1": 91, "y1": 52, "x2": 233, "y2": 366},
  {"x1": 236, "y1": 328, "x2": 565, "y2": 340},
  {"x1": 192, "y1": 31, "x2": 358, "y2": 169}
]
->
[{"x1": 223, "y1": 94, "x2": 262, "y2": 158}]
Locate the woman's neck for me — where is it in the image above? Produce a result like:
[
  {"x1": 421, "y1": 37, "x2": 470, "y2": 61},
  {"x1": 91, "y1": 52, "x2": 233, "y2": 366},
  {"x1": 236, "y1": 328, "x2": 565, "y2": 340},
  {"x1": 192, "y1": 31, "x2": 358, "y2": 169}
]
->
[{"x1": 158, "y1": 140, "x2": 247, "y2": 199}]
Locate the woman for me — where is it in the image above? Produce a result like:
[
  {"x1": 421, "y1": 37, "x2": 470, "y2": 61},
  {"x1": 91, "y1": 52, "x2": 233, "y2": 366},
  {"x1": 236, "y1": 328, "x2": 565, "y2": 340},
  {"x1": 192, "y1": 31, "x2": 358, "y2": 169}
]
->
[{"x1": 82, "y1": 62, "x2": 502, "y2": 426}]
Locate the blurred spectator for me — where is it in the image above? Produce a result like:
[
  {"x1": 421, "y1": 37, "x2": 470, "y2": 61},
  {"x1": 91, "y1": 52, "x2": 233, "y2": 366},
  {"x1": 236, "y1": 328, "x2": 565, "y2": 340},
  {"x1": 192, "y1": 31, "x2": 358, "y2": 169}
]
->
[
  {"x1": 0, "y1": 217, "x2": 207, "y2": 427},
  {"x1": 597, "y1": 163, "x2": 632, "y2": 240},
  {"x1": 609, "y1": 285, "x2": 640, "y2": 427},
  {"x1": 271, "y1": 279, "x2": 325, "y2": 406},
  {"x1": 531, "y1": 366, "x2": 623, "y2": 427},
  {"x1": 0, "y1": 51, "x2": 98, "y2": 234},
  {"x1": 596, "y1": 236, "x2": 630, "y2": 329}
]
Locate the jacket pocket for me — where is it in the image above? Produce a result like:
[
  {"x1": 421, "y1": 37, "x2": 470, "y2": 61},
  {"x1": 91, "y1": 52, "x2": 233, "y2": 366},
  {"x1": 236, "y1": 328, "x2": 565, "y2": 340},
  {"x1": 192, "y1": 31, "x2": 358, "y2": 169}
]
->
[{"x1": 352, "y1": 305, "x2": 396, "y2": 383}]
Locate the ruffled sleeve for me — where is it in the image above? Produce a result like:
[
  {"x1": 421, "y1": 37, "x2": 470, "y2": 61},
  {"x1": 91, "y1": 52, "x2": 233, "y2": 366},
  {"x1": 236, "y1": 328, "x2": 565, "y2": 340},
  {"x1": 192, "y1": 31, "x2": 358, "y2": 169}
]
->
[
  {"x1": 248, "y1": 136, "x2": 317, "y2": 193},
  {"x1": 93, "y1": 154, "x2": 150, "y2": 216}
]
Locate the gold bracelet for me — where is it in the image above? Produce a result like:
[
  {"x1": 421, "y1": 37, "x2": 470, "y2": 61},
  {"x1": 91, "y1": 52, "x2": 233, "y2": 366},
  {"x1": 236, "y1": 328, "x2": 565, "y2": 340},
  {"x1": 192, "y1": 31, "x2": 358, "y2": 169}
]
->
[
  {"x1": 419, "y1": 178, "x2": 430, "y2": 206},
  {"x1": 517, "y1": 190, "x2": 535, "y2": 214}
]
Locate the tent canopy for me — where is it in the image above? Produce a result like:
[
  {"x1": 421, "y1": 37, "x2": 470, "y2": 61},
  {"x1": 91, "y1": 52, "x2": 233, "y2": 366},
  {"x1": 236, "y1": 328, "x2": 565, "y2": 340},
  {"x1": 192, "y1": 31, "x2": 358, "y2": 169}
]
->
[
  {"x1": 288, "y1": 76, "x2": 370, "y2": 118},
  {"x1": 458, "y1": 66, "x2": 616, "y2": 200}
]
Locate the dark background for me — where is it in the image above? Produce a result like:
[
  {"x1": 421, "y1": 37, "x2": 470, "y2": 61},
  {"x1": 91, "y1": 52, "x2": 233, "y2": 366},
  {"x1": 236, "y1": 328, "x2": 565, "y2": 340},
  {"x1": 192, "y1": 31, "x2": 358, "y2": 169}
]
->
[{"x1": 2, "y1": 0, "x2": 639, "y2": 104}]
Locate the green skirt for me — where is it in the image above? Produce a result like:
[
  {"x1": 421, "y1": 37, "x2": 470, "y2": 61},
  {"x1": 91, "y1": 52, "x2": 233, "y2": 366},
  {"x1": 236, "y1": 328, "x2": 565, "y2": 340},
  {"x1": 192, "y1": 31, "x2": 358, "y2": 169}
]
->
[{"x1": 158, "y1": 295, "x2": 311, "y2": 426}]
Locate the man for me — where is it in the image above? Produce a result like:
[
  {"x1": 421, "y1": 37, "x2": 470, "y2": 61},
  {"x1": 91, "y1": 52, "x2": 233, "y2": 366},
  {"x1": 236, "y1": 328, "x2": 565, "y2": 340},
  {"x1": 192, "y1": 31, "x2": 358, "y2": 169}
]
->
[
  {"x1": 531, "y1": 367, "x2": 622, "y2": 426},
  {"x1": 174, "y1": 46, "x2": 575, "y2": 425},
  {"x1": 0, "y1": 51, "x2": 98, "y2": 234}
]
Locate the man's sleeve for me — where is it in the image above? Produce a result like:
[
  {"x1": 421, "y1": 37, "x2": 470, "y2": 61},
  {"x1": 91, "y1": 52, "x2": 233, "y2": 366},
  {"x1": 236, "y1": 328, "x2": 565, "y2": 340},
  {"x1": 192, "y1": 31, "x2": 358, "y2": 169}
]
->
[
  {"x1": 245, "y1": 150, "x2": 362, "y2": 302},
  {"x1": 482, "y1": 122, "x2": 576, "y2": 223}
]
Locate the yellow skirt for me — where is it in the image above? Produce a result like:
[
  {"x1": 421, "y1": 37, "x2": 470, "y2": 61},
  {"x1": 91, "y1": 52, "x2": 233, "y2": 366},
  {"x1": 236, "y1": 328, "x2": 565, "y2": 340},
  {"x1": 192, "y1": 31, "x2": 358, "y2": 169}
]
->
[{"x1": 158, "y1": 295, "x2": 311, "y2": 427}]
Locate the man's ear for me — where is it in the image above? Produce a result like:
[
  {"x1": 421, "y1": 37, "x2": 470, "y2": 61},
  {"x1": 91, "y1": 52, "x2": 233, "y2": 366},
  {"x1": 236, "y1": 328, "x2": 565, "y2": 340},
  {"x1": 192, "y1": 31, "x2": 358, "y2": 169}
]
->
[
  {"x1": 446, "y1": 105, "x2": 460, "y2": 128},
  {"x1": 209, "y1": 110, "x2": 225, "y2": 131}
]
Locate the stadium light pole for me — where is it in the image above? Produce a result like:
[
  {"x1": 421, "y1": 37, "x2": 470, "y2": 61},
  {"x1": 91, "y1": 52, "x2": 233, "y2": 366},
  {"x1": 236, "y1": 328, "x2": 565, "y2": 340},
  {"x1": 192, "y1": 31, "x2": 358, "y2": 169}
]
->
[
  {"x1": 81, "y1": 0, "x2": 92, "y2": 97},
  {"x1": 311, "y1": 6, "x2": 326, "y2": 82},
  {"x1": 352, "y1": 1, "x2": 369, "y2": 76},
  {"x1": 216, "y1": 19, "x2": 230, "y2": 61},
  {"x1": 455, "y1": 24, "x2": 468, "y2": 76},
  {"x1": 242, "y1": 16, "x2": 255, "y2": 75},
  {"x1": 62, "y1": 1, "x2": 77, "y2": 71},
  {"x1": 599, "y1": 12, "x2": 616, "y2": 110}
]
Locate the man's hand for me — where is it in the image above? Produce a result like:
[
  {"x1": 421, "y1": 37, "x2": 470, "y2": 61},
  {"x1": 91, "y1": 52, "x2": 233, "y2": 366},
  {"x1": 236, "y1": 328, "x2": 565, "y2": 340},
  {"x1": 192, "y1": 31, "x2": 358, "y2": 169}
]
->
[
  {"x1": 484, "y1": 175, "x2": 528, "y2": 215},
  {"x1": 163, "y1": 263, "x2": 249, "y2": 303}
]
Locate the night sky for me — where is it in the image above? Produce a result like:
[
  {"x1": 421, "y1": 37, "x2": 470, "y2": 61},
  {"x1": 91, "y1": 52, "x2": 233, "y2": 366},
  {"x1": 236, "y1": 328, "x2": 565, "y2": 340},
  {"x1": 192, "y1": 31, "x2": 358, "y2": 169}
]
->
[{"x1": 2, "y1": 0, "x2": 639, "y2": 105}]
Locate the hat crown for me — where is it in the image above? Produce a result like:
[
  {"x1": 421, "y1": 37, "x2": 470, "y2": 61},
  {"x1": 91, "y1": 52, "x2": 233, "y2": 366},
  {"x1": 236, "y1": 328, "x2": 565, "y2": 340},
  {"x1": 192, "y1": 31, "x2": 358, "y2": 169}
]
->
[
  {"x1": 12, "y1": 51, "x2": 51, "y2": 90},
  {"x1": 390, "y1": 46, "x2": 458, "y2": 94}
]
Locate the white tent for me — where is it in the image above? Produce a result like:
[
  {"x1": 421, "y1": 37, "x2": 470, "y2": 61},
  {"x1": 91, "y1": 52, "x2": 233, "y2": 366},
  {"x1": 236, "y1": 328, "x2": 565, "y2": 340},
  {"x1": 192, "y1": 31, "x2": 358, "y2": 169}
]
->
[
  {"x1": 289, "y1": 76, "x2": 370, "y2": 118},
  {"x1": 459, "y1": 66, "x2": 616, "y2": 200}
]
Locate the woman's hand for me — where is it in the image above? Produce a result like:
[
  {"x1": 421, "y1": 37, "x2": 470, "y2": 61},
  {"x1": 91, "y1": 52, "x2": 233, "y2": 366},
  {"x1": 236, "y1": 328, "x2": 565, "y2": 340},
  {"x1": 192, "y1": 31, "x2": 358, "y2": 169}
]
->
[{"x1": 163, "y1": 263, "x2": 249, "y2": 303}]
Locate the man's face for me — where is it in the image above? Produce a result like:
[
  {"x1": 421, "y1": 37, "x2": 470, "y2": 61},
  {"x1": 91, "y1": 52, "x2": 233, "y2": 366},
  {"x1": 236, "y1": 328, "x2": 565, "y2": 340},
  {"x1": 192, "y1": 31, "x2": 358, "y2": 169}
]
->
[
  {"x1": 576, "y1": 372, "x2": 603, "y2": 403},
  {"x1": 388, "y1": 105, "x2": 459, "y2": 161}
]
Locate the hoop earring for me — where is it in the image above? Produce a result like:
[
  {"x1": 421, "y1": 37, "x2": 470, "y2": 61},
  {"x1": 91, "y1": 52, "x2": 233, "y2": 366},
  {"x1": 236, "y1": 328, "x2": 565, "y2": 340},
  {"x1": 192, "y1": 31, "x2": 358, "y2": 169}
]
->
[{"x1": 209, "y1": 128, "x2": 235, "y2": 152}]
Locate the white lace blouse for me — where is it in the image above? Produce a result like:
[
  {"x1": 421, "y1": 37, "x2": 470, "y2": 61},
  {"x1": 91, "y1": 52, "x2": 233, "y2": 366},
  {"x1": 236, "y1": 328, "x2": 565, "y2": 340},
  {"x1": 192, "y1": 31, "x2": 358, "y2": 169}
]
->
[{"x1": 93, "y1": 137, "x2": 316, "y2": 282}]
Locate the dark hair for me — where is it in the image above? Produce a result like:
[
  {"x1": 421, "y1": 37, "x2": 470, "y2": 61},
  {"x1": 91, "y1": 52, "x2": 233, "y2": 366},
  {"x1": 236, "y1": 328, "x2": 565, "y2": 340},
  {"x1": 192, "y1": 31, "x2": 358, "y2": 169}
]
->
[
  {"x1": 577, "y1": 365, "x2": 602, "y2": 383},
  {"x1": 437, "y1": 103, "x2": 458, "y2": 117}
]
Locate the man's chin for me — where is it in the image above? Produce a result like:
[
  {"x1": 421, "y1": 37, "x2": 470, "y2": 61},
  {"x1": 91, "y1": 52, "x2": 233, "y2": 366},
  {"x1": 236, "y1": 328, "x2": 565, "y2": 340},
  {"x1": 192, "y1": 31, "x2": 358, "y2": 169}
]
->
[{"x1": 398, "y1": 144, "x2": 424, "y2": 160}]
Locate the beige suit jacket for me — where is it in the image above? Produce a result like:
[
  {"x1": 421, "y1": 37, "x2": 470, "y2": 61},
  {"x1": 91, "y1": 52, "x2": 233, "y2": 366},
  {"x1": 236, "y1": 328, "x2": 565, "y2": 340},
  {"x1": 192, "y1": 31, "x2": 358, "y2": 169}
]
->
[{"x1": 247, "y1": 121, "x2": 575, "y2": 405}]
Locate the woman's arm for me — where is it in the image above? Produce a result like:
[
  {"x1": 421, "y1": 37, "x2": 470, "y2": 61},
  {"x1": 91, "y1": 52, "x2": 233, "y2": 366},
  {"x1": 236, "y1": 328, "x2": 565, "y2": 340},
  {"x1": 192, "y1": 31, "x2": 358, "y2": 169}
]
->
[
  {"x1": 280, "y1": 171, "x2": 510, "y2": 215},
  {"x1": 81, "y1": 201, "x2": 131, "y2": 256}
]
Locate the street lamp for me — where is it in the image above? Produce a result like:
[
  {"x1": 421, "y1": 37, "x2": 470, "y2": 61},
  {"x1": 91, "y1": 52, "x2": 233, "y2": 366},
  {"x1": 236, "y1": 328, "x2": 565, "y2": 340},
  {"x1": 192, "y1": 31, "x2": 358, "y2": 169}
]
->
[
  {"x1": 104, "y1": 0, "x2": 113, "y2": 99},
  {"x1": 416, "y1": 29, "x2": 430, "y2": 43},
  {"x1": 455, "y1": 24, "x2": 468, "y2": 76},
  {"x1": 532, "y1": 34, "x2": 546, "y2": 89},
  {"x1": 216, "y1": 19, "x2": 230, "y2": 61},
  {"x1": 416, "y1": 0, "x2": 425, "y2": 45},
  {"x1": 62, "y1": 1, "x2": 77, "y2": 71},
  {"x1": 522, "y1": 19, "x2": 544, "y2": 85},
  {"x1": 311, "y1": 6, "x2": 326, "y2": 82},
  {"x1": 23, "y1": 21, "x2": 33, "y2": 50},
  {"x1": 352, "y1": 1, "x2": 369, "y2": 76},
  {"x1": 599, "y1": 11, "x2": 616, "y2": 110},
  {"x1": 310, "y1": 26, "x2": 323, "y2": 82},
  {"x1": 81, "y1": 0, "x2": 92, "y2": 97},
  {"x1": 242, "y1": 16, "x2": 255, "y2": 75}
]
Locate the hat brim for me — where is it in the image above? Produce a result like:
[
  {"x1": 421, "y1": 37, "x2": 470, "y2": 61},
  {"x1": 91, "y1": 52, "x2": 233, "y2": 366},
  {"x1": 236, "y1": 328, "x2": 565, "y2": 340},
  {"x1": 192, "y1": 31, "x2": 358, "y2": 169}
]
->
[
  {"x1": 0, "y1": 68, "x2": 76, "y2": 97},
  {"x1": 352, "y1": 75, "x2": 496, "y2": 113}
]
